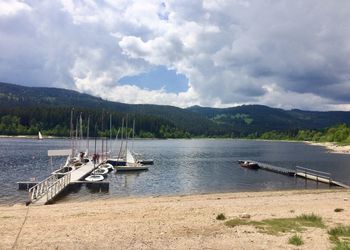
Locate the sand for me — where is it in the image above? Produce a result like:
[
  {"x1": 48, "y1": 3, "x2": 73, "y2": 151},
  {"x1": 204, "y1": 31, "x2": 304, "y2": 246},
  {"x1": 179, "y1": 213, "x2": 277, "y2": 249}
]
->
[
  {"x1": 305, "y1": 141, "x2": 350, "y2": 154},
  {"x1": 1, "y1": 189, "x2": 349, "y2": 250}
]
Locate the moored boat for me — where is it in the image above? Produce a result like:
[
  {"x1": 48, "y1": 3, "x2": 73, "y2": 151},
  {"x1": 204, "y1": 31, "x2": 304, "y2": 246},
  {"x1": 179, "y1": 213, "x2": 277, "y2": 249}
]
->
[
  {"x1": 115, "y1": 150, "x2": 149, "y2": 171},
  {"x1": 52, "y1": 166, "x2": 76, "y2": 177},
  {"x1": 99, "y1": 163, "x2": 114, "y2": 172},
  {"x1": 136, "y1": 159, "x2": 154, "y2": 165},
  {"x1": 92, "y1": 167, "x2": 109, "y2": 176},
  {"x1": 85, "y1": 174, "x2": 104, "y2": 182},
  {"x1": 106, "y1": 158, "x2": 126, "y2": 166},
  {"x1": 115, "y1": 163, "x2": 149, "y2": 171},
  {"x1": 238, "y1": 160, "x2": 259, "y2": 169}
]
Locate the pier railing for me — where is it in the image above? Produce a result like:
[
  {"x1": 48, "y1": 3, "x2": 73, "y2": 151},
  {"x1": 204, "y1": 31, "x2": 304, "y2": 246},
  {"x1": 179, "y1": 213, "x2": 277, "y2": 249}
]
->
[
  {"x1": 295, "y1": 166, "x2": 332, "y2": 184},
  {"x1": 29, "y1": 173, "x2": 71, "y2": 204}
]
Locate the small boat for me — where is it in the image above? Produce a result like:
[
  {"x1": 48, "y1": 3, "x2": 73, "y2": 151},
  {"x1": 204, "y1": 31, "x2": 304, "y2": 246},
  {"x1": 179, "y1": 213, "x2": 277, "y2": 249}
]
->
[
  {"x1": 38, "y1": 131, "x2": 43, "y2": 140},
  {"x1": 115, "y1": 150, "x2": 149, "y2": 171},
  {"x1": 136, "y1": 159, "x2": 154, "y2": 165},
  {"x1": 115, "y1": 163, "x2": 149, "y2": 171},
  {"x1": 106, "y1": 158, "x2": 126, "y2": 166},
  {"x1": 52, "y1": 166, "x2": 76, "y2": 177},
  {"x1": 92, "y1": 167, "x2": 109, "y2": 176},
  {"x1": 238, "y1": 160, "x2": 259, "y2": 170},
  {"x1": 85, "y1": 174, "x2": 104, "y2": 182},
  {"x1": 99, "y1": 163, "x2": 114, "y2": 172}
]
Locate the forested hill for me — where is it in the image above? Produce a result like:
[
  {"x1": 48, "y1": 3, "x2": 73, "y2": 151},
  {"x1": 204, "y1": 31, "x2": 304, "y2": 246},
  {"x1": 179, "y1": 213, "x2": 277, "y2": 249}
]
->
[
  {"x1": 1, "y1": 82, "x2": 350, "y2": 137},
  {"x1": 187, "y1": 105, "x2": 350, "y2": 135},
  {"x1": 0, "y1": 82, "x2": 222, "y2": 137}
]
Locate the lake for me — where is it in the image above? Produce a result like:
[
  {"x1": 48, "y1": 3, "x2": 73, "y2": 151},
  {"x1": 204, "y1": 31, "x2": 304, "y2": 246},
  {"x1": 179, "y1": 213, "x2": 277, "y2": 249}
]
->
[{"x1": 1, "y1": 138, "x2": 350, "y2": 205}]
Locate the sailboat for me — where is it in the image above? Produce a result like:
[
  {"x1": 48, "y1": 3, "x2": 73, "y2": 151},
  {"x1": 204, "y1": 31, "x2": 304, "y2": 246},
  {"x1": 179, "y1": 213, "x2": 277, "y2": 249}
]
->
[
  {"x1": 110, "y1": 118, "x2": 149, "y2": 171},
  {"x1": 38, "y1": 131, "x2": 43, "y2": 140},
  {"x1": 114, "y1": 149, "x2": 149, "y2": 171}
]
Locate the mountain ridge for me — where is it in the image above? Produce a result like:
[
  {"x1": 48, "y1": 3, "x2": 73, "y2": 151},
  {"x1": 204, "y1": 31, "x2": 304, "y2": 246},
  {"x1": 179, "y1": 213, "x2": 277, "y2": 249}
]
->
[{"x1": 1, "y1": 81, "x2": 350, "y2": 136}]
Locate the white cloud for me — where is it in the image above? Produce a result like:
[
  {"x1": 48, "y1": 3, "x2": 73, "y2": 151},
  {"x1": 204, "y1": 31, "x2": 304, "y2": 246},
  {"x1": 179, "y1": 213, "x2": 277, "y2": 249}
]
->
[
  {"x1": 0, "y1": 0, "x2": 31, "y2": 16},
  {"x1": 1, "y1": 0, "x2": 350, "y2": 110}
]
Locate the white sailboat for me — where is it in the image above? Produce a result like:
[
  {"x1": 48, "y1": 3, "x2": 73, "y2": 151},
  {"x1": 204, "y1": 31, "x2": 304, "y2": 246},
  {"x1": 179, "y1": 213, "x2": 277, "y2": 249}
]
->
[
  {"x1": 38, "y1": 131, "x2": 43, "y2": 140},
  {"x1": 115, "y1": 149, "x2": 149, "y2": 171},
  {"x1": 113, "y1": 119, "x2": 149, "y2": 171}
]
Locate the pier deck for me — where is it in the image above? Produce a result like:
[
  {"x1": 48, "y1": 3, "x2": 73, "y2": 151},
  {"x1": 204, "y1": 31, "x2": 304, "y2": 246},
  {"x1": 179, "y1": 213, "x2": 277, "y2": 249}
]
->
[
  {"x1": 29, "y1": 161, "x2": 96, "y2": 205},
  {"x1": 247, "y1": 160, "x2": 295, "y2": 176},
  {"x1": 239, "y1": 160, "x2": 349, "y2": 189}
]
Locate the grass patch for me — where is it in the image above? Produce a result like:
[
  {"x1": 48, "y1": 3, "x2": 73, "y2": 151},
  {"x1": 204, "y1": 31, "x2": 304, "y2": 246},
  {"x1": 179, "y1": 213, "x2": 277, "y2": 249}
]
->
[
  {"x1": 328, "y1": 225, "x2": 350, "y2": 249},
  {"x1": 335, "y1": 208, "x2": 345, "y2": 213},
  {"x1": 0, "y1": 215, "x2": 15, "y2": 219},
  {"x1": 333, "y1": 242, "x2": 350, "y2": 250},
  {"x1": 225, "y1": 218, "x2": 260, "y2": 228},
  {"x1": 295, "y1": 213, "x2": 325, "y2": 228},
  {"x1": 225, "y1": 213, "x2": 325, "y2": 235},
  {"x1": 216, "y1": 213, "x2": 226, "y2": 220},
  {"x1": 288, "y1": 234, "x2": 304, "y2": 246}
]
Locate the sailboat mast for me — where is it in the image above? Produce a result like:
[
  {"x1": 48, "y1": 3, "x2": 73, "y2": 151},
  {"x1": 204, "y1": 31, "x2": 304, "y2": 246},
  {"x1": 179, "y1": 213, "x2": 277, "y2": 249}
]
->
[
  {"x1": 132, "y1": 118, "x2": 135, "y2": 152},
  {"x1": 86, "y1": 116, "x2": 90, "y2": 154},
  {"x1": 79, "y1": 113, "x2": 83, "y2": 143},
  {"x1": 109, "y1": 114, "x2": 112, "y2": 157},
  {"x1": 75, "y1": 117, "x2": 79, "y2": 153},
  {"x1": 125, "y1": 115, "x2": 128, "y2": 155},
  {"x1": 115, "y1": 128, "x2": 120, "y2": 157},
  {"x1": 101, "y1": 111, "x2": 104, "y2": 161},
  {"x1": 94, "y1": 123, "x2": 97, "y2": 167},
  {"x1": 118, "y1": 118, "x2": 124, "y2": 159},
  {"x1": 70, "y1": 109, "x2": 74, "y2": 156}
]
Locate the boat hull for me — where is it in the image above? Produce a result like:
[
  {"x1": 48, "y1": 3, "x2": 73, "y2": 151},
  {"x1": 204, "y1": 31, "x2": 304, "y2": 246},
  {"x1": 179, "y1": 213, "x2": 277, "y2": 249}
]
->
[
  {"x1": 238, "y1": 160, "x2": 259, "y2": 170},
  {"x1": 115, "y1": 164, "x2": 149, "y2": 171},
  {"x1": 136, "y1": 159, "x2": 154, "y2": 165},
  {"x1": 92, "y1": 167, "x2": 109, "y2": 176},
  {"x1": 85, "y1": 174, "x2": 104, "y2": 182},
  {"x1": 52, "y1": 166, "x2": 76, "y2": 177},
  {"x1": 106, "y1": 159, "x2": 126, "y2": 166}
]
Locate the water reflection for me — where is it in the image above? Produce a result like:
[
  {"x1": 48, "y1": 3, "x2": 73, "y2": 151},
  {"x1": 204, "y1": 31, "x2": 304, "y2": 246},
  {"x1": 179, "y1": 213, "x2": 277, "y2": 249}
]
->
[{"x1": 0, "y1": 138, "x2": 349, "y2": 204}]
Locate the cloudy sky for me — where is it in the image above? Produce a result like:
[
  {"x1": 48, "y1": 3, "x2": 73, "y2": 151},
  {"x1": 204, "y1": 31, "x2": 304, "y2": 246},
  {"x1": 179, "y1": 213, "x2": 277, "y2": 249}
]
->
[{"x1": 1, "y1": 0, "x2": 350, "y2": 110}]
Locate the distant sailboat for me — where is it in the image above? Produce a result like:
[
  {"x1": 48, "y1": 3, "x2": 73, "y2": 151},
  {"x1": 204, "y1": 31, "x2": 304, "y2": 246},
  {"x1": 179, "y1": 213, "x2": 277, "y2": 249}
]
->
[{"x1": 38, "y1": 131, "x2": 43, "y2": 140}]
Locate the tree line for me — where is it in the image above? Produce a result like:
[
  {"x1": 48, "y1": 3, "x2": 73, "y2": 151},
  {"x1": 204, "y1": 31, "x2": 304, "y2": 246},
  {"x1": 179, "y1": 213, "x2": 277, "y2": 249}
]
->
[
  {"x1": 1, "y1": 106, "x2": 350, "y2": 143},
  {"x1": 0, "y1": 107, "x2": 190, "y2": 138},
  {"x1": 246, "y1": 123, "x2": 350, "y2": 144}
]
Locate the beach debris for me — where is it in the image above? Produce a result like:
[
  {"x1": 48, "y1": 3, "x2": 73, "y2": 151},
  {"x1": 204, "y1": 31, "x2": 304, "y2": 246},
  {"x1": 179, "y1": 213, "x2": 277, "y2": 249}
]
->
[
  {"x1": 344, "y1": 198, "x2": 348, "y2": 201},
  {"x1": 216, "y1": 213, "x2": 226, "y2": 220},
  {"x1": 239, "y1": 213, "x2": 251, "y2": 219}
]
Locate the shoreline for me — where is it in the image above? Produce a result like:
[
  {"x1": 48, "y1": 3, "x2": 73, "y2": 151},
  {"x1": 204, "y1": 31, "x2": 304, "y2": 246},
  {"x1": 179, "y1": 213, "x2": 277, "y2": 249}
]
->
[
  {"x1": 1, "y1": 189, "x2": 349, "y2": 249},
  {"x1": 1, "y1": 135, "x2": 350, "y2": 155},
  {"x1": 304, "y1": 141, "x2": 350, "y2": 154}
]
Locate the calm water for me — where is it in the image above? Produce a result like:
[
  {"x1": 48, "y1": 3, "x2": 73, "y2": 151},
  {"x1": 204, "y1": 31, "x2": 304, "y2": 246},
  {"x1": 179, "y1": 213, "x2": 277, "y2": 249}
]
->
[{"x1": 1, "y1": 138, "x2": 350, "y2": 205}]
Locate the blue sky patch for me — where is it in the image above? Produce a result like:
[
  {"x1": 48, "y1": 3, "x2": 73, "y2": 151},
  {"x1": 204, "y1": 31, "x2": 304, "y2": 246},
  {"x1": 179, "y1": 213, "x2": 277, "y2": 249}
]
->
[{"x1": 119, "y1": 66, "x2": 189, "y2": 93}]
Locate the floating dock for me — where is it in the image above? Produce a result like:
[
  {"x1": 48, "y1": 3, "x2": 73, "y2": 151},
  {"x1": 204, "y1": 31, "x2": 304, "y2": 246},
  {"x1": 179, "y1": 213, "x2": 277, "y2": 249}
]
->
[
  {"x1": 17, "y1": 181, "x2": 38, "y2": 190},
  {"x1": 295, "y1": 166, "x2": 350, "y2": 189},
  {"x1": 239, "y1": 160, "x2": 349, "y2": 189},
  {"x1": 246, "y1": 160, "x2": 295, "y2": 176},
  {"x1": 28, "y1": 161, "x2": 98, "y2": 205},
  {"x1": 71, "y1": 181, "x2": 109, "y2": 191}
]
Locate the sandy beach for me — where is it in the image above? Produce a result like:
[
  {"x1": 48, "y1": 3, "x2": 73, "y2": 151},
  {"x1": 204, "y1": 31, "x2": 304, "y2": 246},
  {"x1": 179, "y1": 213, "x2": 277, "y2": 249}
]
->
[
  {"x1": 305, "y1": 141, "x2": 350, "y2": 154},
  {"x1": 1, "y1": 189, "x2": 349, "y2": 250}
]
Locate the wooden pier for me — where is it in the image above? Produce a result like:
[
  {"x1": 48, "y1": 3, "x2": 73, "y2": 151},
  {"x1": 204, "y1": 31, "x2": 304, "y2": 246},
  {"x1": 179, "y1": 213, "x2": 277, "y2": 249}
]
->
[
  {"x1": 239, "y1": 160, "x2": 350, "y2": 189},
  {"x1": 17, "y1": 181, "x2": 38, "y2": 190},
  {"x1": 246, "y1": 160, "x2": 295, "y2": 176},
  {"x1": 28, "y1": 161, "x2": 97, "y2": 205},
  {"x1": 295, "y1": 166, "x2": 350, "y2": 189},
  {"x1": 71, "y1": 181, "x2": 109, "y2": 191}
]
